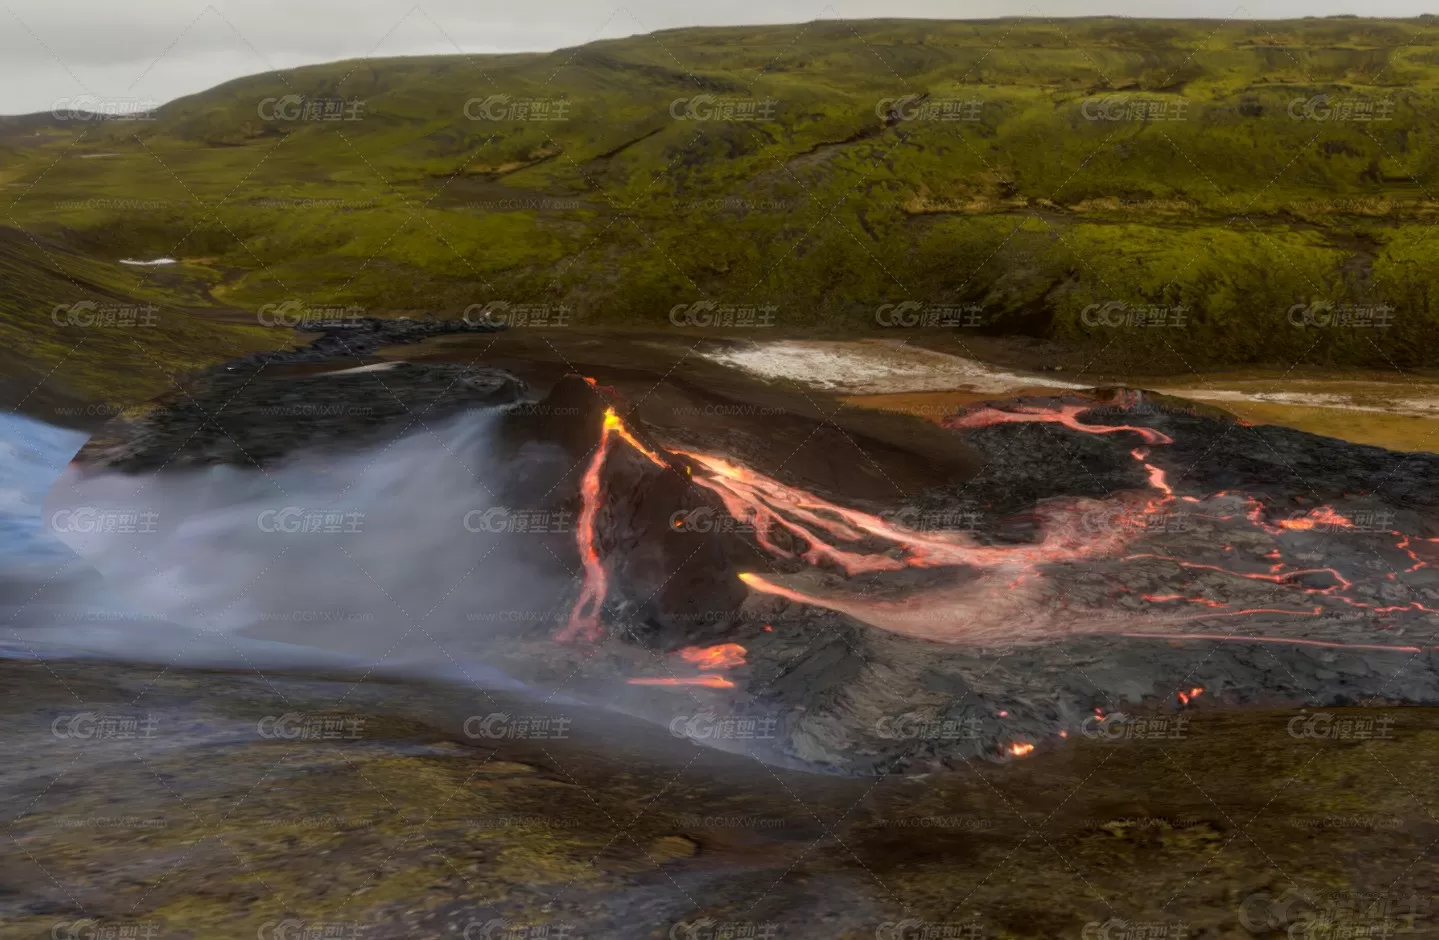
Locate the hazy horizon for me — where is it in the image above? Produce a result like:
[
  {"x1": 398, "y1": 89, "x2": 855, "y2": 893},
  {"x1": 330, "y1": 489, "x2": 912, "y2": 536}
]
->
[{"x1": 4, "y1": 1, "x2": 1437, "y2": 117}]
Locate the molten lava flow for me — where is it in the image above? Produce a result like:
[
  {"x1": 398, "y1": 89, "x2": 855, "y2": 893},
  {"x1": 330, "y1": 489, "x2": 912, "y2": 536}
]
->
[
  {"x1": 944, "y1": 404, "x2": 1173, "y2": 445},
  {"x1": 1277, "y1": 507, "x2": 1353, "y2": 531},
  {"x1": 558, "y1": 410, "x2": 619, "y2": 643},
  {"x1": 674, "y1": 448, "x2": 1137, "y2": 576},
  {"x1": 1132, "y1": 448, "x2": 1173, "y2": 497},
  {"x1": 739, "y1": 573, "x2": 816, "y2": 605},
  {"x1": 1126, "y1": 555, "x2": 1353, "y2": 592},
  {"x1": 626, "y1": 643, "x2": 747, "y2": 689},
  {"x1": 1176, "y1": 687, "x2": 1203, "y2": 705},
  {"x1": 1008, "y1": 742, "x2": 1035, "y2": 757},
  {"x1": 739, "y1": 571, "x2": 1069, "y2": 646},
  {"x1": 1142, "y1": 594, "x2": 1227, "y2": 608},
  {"x1": 608, "y1": 411, "x2": 668, "y2": 468},
  {"x1": 559, "y1": 405, "x2": 673, "y2": 643},
  {"x1": 1125, "y1": 549, "x2": 1438, "y2": 616},
  {"x1": 679, "y1": 643, "x2": 747, "y2": 669},
  {"x1": 580, "y1": 374, "x2": 620, "y2": 398},
  {"x1": 951, "y1": 404, "x2": 1177, "y2": 513},
  {"x1": 627, "y1": 675, "x2": 736, "y2": 689}
]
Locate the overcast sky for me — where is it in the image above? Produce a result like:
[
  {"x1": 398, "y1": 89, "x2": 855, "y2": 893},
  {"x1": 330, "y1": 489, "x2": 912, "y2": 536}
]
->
[{"x1": 3, "y1": 0, "x2": 1434, "y2": 115}]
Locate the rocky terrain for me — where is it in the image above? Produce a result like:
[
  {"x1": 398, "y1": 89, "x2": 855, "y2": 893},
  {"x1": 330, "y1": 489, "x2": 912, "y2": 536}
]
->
[
  {"x1": 7, "y1": 655, "x2": 1439, "y2": 940},
  {"x1": 72, "y1": 317, "x2": 518, "y2": 473},
  {"x1": 48, "y1": 325, "x2": 1439, "y2": 778}
]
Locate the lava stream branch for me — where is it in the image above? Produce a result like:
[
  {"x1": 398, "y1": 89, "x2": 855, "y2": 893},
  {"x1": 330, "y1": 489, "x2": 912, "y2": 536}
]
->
[
  {"x1": 944, "y1": 404, "x2": 1174, "y2": 445},
  {"x1": 672, "y1": 448, "x2": 1138, "y2": 575},
  {"x1": 558, "y1": 409, "x2": 622, "y2": 642}
]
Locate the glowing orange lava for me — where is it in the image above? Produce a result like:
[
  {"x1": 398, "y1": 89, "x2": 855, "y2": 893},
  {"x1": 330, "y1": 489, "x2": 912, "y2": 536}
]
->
[
  {"x1": 1132, "y1": 448, "x2": 1173, "y2": 497},
  {"x1": 558, "y1": 409, "x2": 618, "y2": 643},
  {"x1": 678, "y1": 643, "x2": 747, "y2": 669},
  {"x1": 945, "y1": 404, "x2": 1173, "y2": 445},
  {"x1": 1277, "y1": 507, "x2": 1353, "y2": 531},
  {"x1": 560, "y1": 406, "x2": 671, "y2": 643},
  {"x1": 1176, "y1": 687, "x2": 1203, "y2": 705},
  {"x1": 626, "y1": 642, "x2": 748, "y2": 688},
  {"x1": 627, "y1": 675, "x2": 737, "y2": 689},
  {"x1": 674, "y1": 448, "x2": 1138, "y2": 576},
  {"x1": 607, "y1": 410, "x2": 668, "y2": 468},
  {"x1": 1008, "y1": 742, "x2": 1035, "y2": 757},
  {"x1": 740, "y1": 570, "x2": 1070, "y2": 645}
]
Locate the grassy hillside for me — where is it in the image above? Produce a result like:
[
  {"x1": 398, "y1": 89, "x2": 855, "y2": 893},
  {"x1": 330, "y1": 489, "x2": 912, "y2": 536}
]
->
[
  {"x1": 0, "y1": 226, "x2": 275, "y2": 407},
  {"x1": 8, "y1": 16, "x2": 1439, "y2": 396}
]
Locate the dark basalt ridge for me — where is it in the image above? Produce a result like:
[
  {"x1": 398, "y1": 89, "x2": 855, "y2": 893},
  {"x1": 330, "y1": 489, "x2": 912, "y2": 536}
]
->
[{"x1": 72, "y1": 317, "x2": 523, "y2": 474}]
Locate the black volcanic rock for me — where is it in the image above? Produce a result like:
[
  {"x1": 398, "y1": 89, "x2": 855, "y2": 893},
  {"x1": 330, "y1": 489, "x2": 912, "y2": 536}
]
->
[
  {"x1": 72, "y1": 316, "x2": 521, "y2": 474},
  {"x1": 224, "y1": 315, "x2": 507, "y2": 370},
  {"x1": 73, "y1": 363, "x2": 525, "y2": 474},
  {"x1": 920, "y1": 391, "x2": 1439, "y2": 523},
  {"x1": 495, "y1": 374, "x2": 610, "y2": 460}
]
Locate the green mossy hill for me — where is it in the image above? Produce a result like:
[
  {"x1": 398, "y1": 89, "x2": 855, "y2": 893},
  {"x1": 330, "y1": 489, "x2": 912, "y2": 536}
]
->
[{"x1": 8, "y1": 17, "x2": 1439, "y2": 395}]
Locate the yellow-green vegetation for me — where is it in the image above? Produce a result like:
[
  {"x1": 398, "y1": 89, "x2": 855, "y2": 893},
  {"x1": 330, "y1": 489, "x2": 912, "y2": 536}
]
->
[
  {"x1": 8, "y1": 17, "x2": 1439, "y2": 396},
  {"x1": 0, "y1": 226, "x2": 279, "y2": 405},
  {"x1": 1199, "y1": 398, "x2": 1439, "y2": 450},
  {"x1": 840, "y1": 385, "x2": 1439, "y2": 451}
]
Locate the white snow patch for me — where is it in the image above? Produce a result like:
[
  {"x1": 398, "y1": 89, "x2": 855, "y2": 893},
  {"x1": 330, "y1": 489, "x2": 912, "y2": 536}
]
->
[
  {"x1": 701, "y1": 340, "x2": 1086, "y2": 395},
  {"x1": 1163, "y1": 388, "x2": 1439, "y2": 419},
  {"x1": 317, "y1": 362, "x2": 401, "y2": 377}
]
